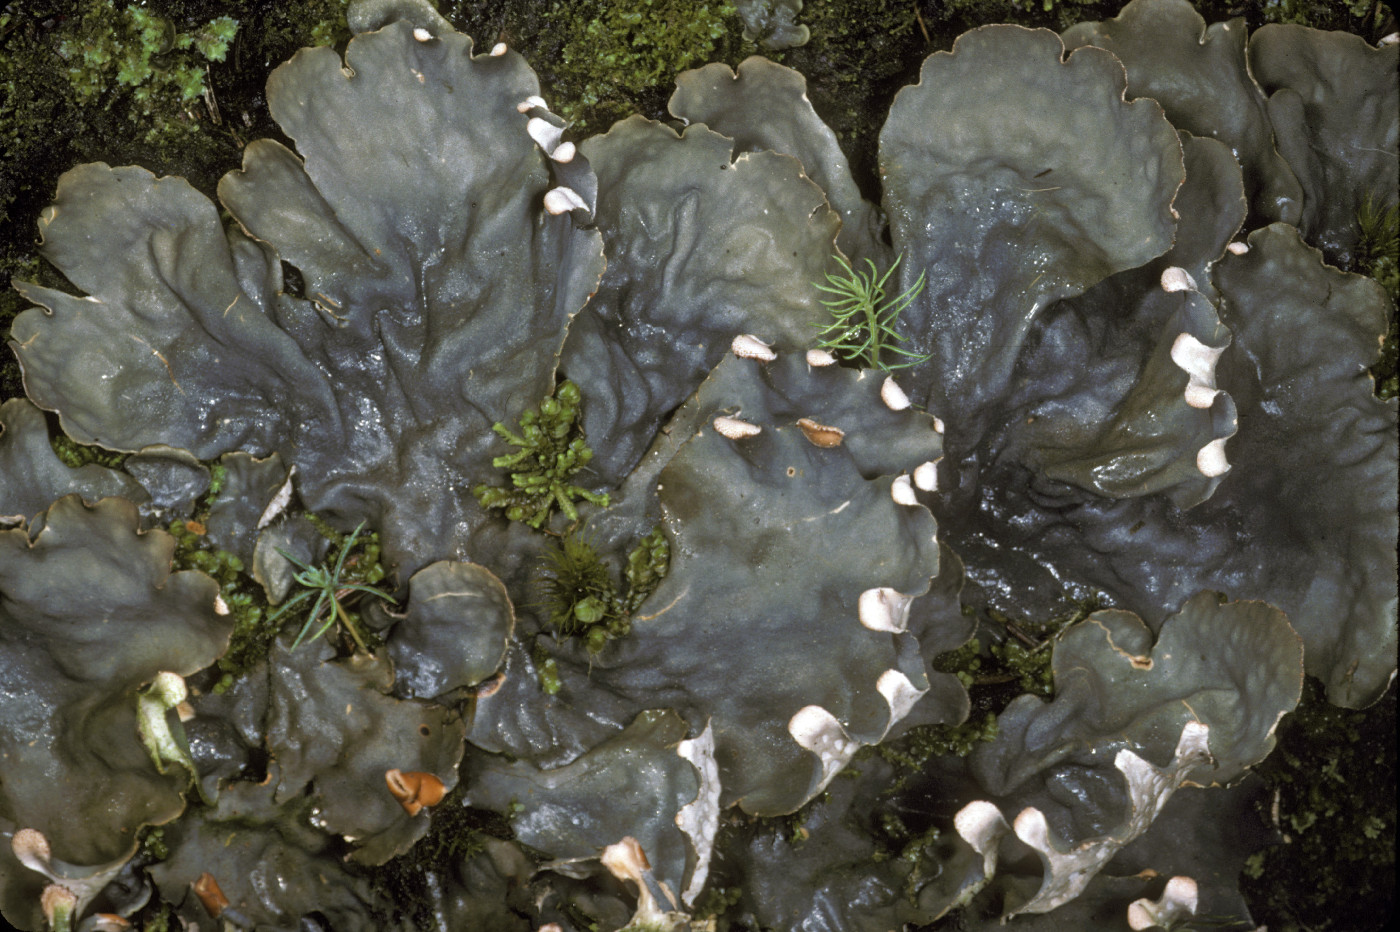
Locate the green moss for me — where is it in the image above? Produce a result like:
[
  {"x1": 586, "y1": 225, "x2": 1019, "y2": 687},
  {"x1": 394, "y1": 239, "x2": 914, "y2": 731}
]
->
[
  {"x1": 1259, "y1": 0, "x2": 1387, "y2": 33},
  {"x1": 769, "y1": 789, "x2": 833, "y2": 846},
  {"x1": 139, "y1": 906, "x2": 173, "y2": 932},
  {"x1": 875, "y1": 711, "x2": 999, "y2": 776},
  {"x1": 536, "y1": 526, "x2": 670, "y2": 654},
  {"x1": 1354, "y1": 193, "x2": 1398, "y2": 400},
  {"x1": 534, "y1": 0, "x2": 742, "y2": 131},
  {"x1": 270, "y1": 519, "x2": 392, "y2": 652},
  {"x1": 692, "y1": 883, "x2": 744, "y2": 921},
  {"x1": 49, "y1": 429, "x2": 130, "y2": 470},
  {"x1": 165, "y1": 517, "x2": 270, "y2": 692},
  {"x1": 873, "y1": 596, "x2": 1103, "y2": 792},
  {"x1": 205, "y1": 461, "x2": 227, "y2": 497},
  {"x1": 528, "y1": 634, "x2": 564, "y2": 695},
  {"x1": 166, "y1": 476, "x2": 395, "y2": 691},
  {"x1": 137, "y1": 825, "x2": 169, "y2": 862},
  {"x1": 368, "y1": 783, "x2": 515, "y2": 929},
  {"x1": 1241, "y1": 677, "x2": 1397, "y2": 932},
  {"x1": 54, "y1": 1, "x2": 238, "y2": 142},
  {"x1": 473, "y1": 380, "x2": 610, "y2": 529}
]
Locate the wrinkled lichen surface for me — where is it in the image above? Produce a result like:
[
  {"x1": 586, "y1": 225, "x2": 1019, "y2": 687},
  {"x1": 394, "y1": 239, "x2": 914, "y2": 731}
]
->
[{"x1": 0, "y1": 0, "x2": 1395, "y2": 930}]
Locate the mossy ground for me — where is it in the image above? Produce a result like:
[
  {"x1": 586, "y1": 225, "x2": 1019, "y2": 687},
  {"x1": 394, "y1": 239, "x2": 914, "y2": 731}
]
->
[
  {"x1": 1240, "y1": 677, "x2": 1397, "y2": 932},
  {"x1": 2, "y1": 0, "x2": 1394, "y2": 928}
]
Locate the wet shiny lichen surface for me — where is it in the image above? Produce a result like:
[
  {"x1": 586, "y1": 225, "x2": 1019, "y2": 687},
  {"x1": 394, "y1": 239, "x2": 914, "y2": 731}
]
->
[{"x1": 1, "y1": 1, "x2": 1395, "y2": 930}]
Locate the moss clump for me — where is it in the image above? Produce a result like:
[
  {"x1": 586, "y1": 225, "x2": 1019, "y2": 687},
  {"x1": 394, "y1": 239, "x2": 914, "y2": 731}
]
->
[
  {"x1": 368, "y1": 783, "x2": 517, "y2": 930},
  {"x1": 692, "y1": 883, "x2": 744, "y2": 921},
  {"x1": 137, "y1": 903, "x2": 174, "y2": 932},
  {"x1": 473, "y1": 380, "x2": 610, "y2": 528},
  {"x1": 1354, "y1": 193, "x2": 1398, "y2": 400},
  {"x1": 814, "y1": 254, "x2": 930, "y2": 372},
  {"x1": 166, "y1": 517, "x2": 266, "y2": 692},
  {"x1": 49, "y1": 426, "x2": 130, "y2": 470},
  {"x1": 55, "y1": 1, "x2": 237, "y2": 142},
  {"x1": 136, "y1": 825, "x2": 169, "y2": 862},
  {"x1": 874, "y1": 711, "x2": 999, "y2": 782},
  {"x1": 1241, "y1": 676, "x2": 1396, "y2": 932},
  {"x1": 536, "y1": 526, "x2": 670, "y2": 653},
  {"x1": 534, "y1": 0, "x2": 742, "y2": 131}
]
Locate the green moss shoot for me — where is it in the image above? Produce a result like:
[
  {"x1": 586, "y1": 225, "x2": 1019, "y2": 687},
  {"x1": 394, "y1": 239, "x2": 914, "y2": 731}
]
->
[
  {"x1": 1241, "y1": 676, "x2": 1396, "y2": 932},
  {"x1": 1355, "y1": 193, "x2": 1398, "y2": 399},
  {"x1": 537, "y1": 0, "x2": 742, "y2": 131},
  {"x1": 536, "y1": 526, "x2": 670, "y2": 654},
  {"x1": 50, "y1": 429, "x2": 129, "y2": 470},
  {"x1": 368, "y1": 782, "x2": 517, "y2": 929},
  {"x1": 473, "y1": 380, "x2": 610, "y2": 529}
]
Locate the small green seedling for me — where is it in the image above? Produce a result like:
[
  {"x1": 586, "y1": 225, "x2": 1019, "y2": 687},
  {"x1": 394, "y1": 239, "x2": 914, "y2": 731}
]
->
[
  {"x1": 270, "y1": 521, "x2": 394, "y2": 651},
  {"x1": 813, "y1": 254, "x2": 929, "y2": 372}
]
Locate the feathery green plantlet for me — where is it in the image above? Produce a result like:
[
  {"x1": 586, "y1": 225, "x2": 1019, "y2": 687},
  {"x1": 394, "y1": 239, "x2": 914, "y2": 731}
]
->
[
  {"x1": 813, "y1": 254, "x2": 929, "y2": 372},
  {"x1": 270, "y1": 521, "x2": 395, "y2": 651},
  {"x1": 473, "y1": 380, "x2": 610, "y2": 528}
]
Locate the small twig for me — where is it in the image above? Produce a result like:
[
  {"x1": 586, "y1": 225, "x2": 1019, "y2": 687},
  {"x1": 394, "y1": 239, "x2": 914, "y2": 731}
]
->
[{"x1": 914, "y1": 5, "x2": 930, "y2": 44}]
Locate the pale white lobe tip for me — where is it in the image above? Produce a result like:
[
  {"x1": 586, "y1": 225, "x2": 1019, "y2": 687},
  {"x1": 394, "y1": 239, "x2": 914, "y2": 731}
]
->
[
  {"x1": 891, "y1": 474, "x2": 918, "y2": 505},
  {"x1": 1013, "y1": 805, "x2": 1053, "y2": 850},
  {"x1": 788, "y1": 705, "x2": 857, "y2": 782},
  {"x1": 516, "y1": 94, "x2": 548, "y2": 113},
  {"x1": 600, "y1": 836, "x2": 649, "y2": 884},
  {"x1": 674, "y1": 723, "x2": 719, "y2": 906},
  {"x1": 214, "y1": 594, "x2": 230, "y2": 615},
  {"x1": 932, "y1": 416, "x2": 945, "y2": 434},
  {"x1": 876, "y1": 669, "x2": 925, "y2": 723},
  {"x1": 41, "y1": 887, "x2": 77, "y2": 922},
  {"x1": 489, "y1": 42, "x2": 508, "y2": 56},
  {"x1": 913, "y1": 460, "x2": 938, "y2": 491},
  {"x1": 1226, "y1": 241, "x2": 1249, "y2": 255},
  {"x1": 527, "y1": 116, "x2": 564, "y2": 151},
  {"x1": 881, "y1": 376, "x2": 910, "y2": 411},
  {"x1": 713, "y1": 416, "x2": 761, "y2": 439},
  {"x1": 1128, "y1": 876, "x2": 1200, "y2": 931},
  {"x1": 151, "y1": 671, "x2": 188, "y2": 705},
  {"x1": 11, "y1": 828, "x2": 52, "y2": 874},
  {"x1": 543, "y1": 187, "x2": 588, "y2": 215},
  {"x1": 257, "y1": 465, "x2": 296, "y2": 530},
  {"x1": 954, "y1": 800, "x2": 1010, "y2": 855},
  {"x1": 1380, "y1": 31, "x2": 1398, "y2": 46},
  {"x1": 858, "y1": 587, "x2": 912, "y2": 633},
  {"x1": 1160, "y1": 266, "x2": 1197, "y2": 293},
  {"x1": 1170, "y1": 332, "x2": 1224, "y2": 409},
  {"x1": 551, "y1": 140, "x2": 576, "y2": 163},
  {"x1": 806, "y1": 348, "x2": 837, "y2": 367},
  {"x1": 412, "y1": 27, "x2": 433, "y2": 41},
  {"x1": 731, "y1": 333, "x2": 776, "y2": 361},
  {"x1": 1197, "y1": 438, "x2": 1230, "y2": 477}
]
